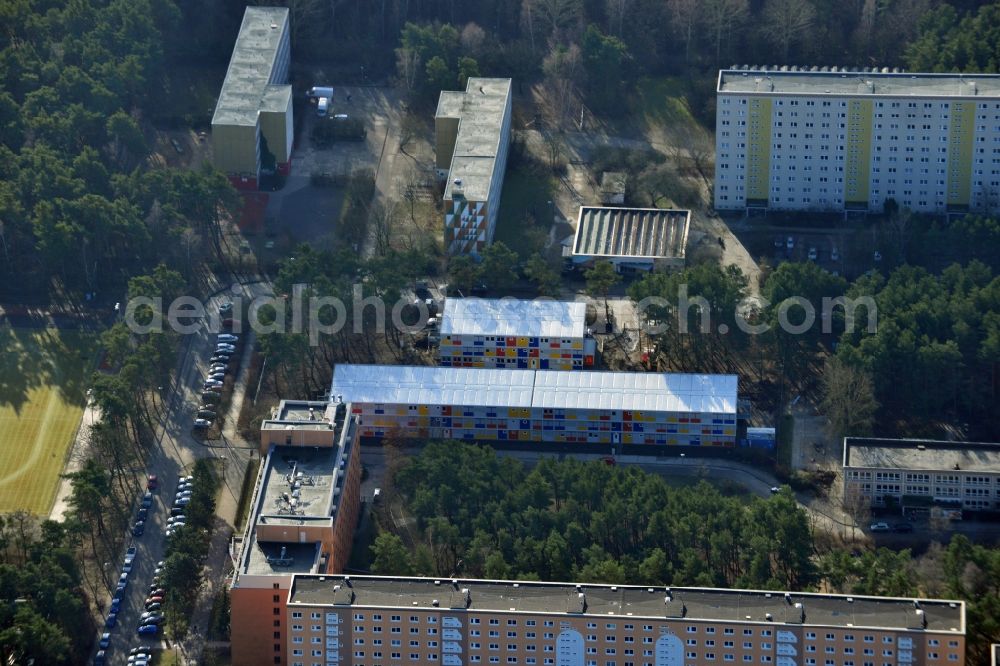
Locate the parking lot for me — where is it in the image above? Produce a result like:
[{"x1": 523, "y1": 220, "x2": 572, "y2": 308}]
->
[
  {"x1": 93, "y1": 290, "x2": 254, "y2": 666},
  {"x1": 730, "y1": 220, "x2": 887, "y2": 281},
  {"x1": 263, "y1": 85, "x2": 402, "y2": 244}
]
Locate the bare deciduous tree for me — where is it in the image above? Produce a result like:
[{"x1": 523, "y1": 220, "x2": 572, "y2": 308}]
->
[
  {"x1": 542, "y1": 42, "x2": 582, "y2": 129},
  {"x1": 700, "y1": 0, "x2": 749, "y2": 62},
  {"x1": 819, "y1": 357, "x2": 878, "y2": 441},
  {"x1": 460, "y1": 22, "x2": 487, "y2": 56},
  {"x1": 606, "y1": 0, "x2": 632, "y2": 37},
  {"x1": 668, "y1": 0, "x2": 701, "y2": 64},
  {"x1": 760, "y1": 0, "x2": 816, "y2": 62},
  {"x1": 396, "y1": 48, "x2": 420, "y2": 92}
]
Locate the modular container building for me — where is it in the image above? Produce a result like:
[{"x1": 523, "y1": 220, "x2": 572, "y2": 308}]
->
[
  {"x1": 329, "y1": 364, "x2": 738, "y2": 447},
  {"x1": 438, "y1": 298, "x2": 596, "y2": 370}
]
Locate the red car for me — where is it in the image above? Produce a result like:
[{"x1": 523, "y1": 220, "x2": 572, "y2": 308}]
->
[{"x1": 146, "y1": 474, "x2": 158, "y2": 490}]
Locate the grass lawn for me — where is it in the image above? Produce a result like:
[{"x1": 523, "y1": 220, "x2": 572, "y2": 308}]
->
[
  {"x1": 636, "y1": 77, "x2": 698, "y2": 125},
  {"x1": 0, "y1": 326, "x2": 98, "y2": 514},
  {"x1": 494, "y1": 165, "x2": 556, "y2": 259}
]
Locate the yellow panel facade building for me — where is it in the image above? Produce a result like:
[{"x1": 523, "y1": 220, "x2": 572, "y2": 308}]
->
[{"x1": 714, "y1": 67, "x2": 1000, "y2": 215}]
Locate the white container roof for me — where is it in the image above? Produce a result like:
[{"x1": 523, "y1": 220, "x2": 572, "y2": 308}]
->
[
  {"x1": 330, "y1": 365, "x2": 536, "y2": 409},
  {"x1": 331, "y1": 365, "x2": 737, "y2": 415},
  {"x1": 531, "y1": 370, "x2": 737, "y2": 413},
  {"x1": 440, "y1": 298, "x2": 587, "y2": 339}
]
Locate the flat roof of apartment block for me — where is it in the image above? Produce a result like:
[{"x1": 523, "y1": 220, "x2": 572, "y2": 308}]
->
[
  {"x1": 329, "y1": 365, "x2": 738, "y2": 414},
  {"x1": 718, "y1": 68, "x2": 1000, "y2": 98},
  {"x1": 437, "y1": 78, "x2": 512, "y2": 203},
  {"x1": 844, "y1": 437, "x2": 1000, "y2": 472},
  {"x1": 288, "y1": 575, "x2": 964, "y2": 634},
  {"x1": 440, "y1": 298, "x2": 587, "y2": 339},
  {"x1": 212, "y1": 6, "x2": 290, "y2": 127}
]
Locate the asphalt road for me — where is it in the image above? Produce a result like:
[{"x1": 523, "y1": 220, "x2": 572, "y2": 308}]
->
[{"x1": 97, "y1": 286, "x2": 257, "y2": 665}]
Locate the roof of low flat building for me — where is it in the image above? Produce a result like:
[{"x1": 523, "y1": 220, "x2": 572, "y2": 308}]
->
[
  {"x1": 573, "y1": 207, "x2": 690, "y2": 260},
  {"x1": 717, "y1": 68, "x2": 1000, "y2": 98},
  {"x1": 329, "y1": 365, "x2": 737, "y2": 414},
  {"x1": 212, "y1": 7, "x2": 290, "y2": 127},
  {"x1": 437, "y1": 78, "x2": 512, "y2": 203},
  {"x1": 245, "y1": 539, "x2": 321, "y2": 576},
  {"x1": 844, "y1": 438, "x2": 1000, "y2": 472},
  {"x1": 288, "y1": 575, "x2": 964, "y2": 634},
  {"x1": 440, "y1": 298, "x2": 587, "y2": 339}
]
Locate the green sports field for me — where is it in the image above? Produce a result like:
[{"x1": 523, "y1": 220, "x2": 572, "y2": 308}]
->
[{"x1": 0, "y1": 326, "x2": 98, "y2": 514}]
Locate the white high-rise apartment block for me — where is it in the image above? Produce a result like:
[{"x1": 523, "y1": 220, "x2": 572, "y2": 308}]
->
[{"x1": 714, "y1": 67, "x2": 1000, "y2": 215}]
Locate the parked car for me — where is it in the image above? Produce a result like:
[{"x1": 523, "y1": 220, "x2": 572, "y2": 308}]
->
[
  {"x1": 215, "y1": 343, "x2": 236, "y2": 353},
  {"x1": 209, "y1": 363, "x2": 228, "y2": 372},
  {"x1": 209, "y1": 354, "x2": 231, "y2": 364},
  {"x1": 146, "y1": 474, "x2": 158, "y2": 490},
  {"x1": 869, "y1": 521, "x2": 891, "y2": 532},
  {"x1": 219, "y1": 301, "x2": 233, "y2": 315},
  {"x1": 197, "y1": 408, "x2": 217, "y2": 420},
  {"x1": 136, "y1": 507, "x2": 148, "y2": 521},
  {"x1": 99, "y1": 632, "x2": 111, "y2": 649},
  {"x1": 769, "y1": 486, "x2": 781, "y2": 494},
  {"x1": 893, "y1": 522, "x2": 914, "y2": 533},
  {"x1": 217, "y1": 333, "x2": 239, "y2": 343},
  {"x1": 132, "y1": 520, "x2": 145, "y2": 536},
  {"x1": 110, "y1": 598, "x2": 121, "y2": 613},
  {"x1": 140, "y1": 611, "x2": 162, "y2": 622},
  {"x1": 773, "y1": 236, "x2": 783, "y2": 248},
  {"x1": 830, "y1": 246, "x2": 840, "y2": 261},
  {"x1": 137, "y1": 623, "x2": 159, "y2": 635},
  {"x1": 174, "y1": 497, "x2": 191, "y2": 507},
  {"x1": 94, "y1": 650, "x2": 106, "y2": 666},
  {"x1": 207, "y1": 372, "x2": 226, "y2": 382},
  {"x1": 140, "y1": 615, "x2": 163, "y2": 625},
  {"x1": 193, "y1": 418, "x2": 212, "y2": 428},
  {"x1": 125, "y1": 546, "x2": 137, "y2": 564},
  {"x1": 117, "y1": 573, "x2": 128, "y2": 588},
  {"x1": 144, "y1": 602, "x2": 161, "y2": 612},
  {"x1": 175, "y1": 490, "x2": 192, "y2": 499},
  {"x1": 201, "y1": 391, "x2": 221, "y2": 402},
  {"x1": 203, "y1": 379, "x2": 223, "y2": 390},
  {"x1": 170, "y1": 507, "x2": 185, "y2": 517},
  {"x1": 786, "y1": 236, "x2": 795, "y2": 249},
  {"x1": 148, "y1": 586, "x2": 165, "y2": 597},
  {"x1": 113, "y1": 587, "x2": 125, "y2": 602},
  {"x1": 874, "y1": 250, "x2": 883, "y2": 262},
  {"x1": 146, "y1": 595, "x2": 164, "y2": 605},
  {"x1": 141, "y1": 491, "x2": 153, "y2": 508},
  {"x1": 105, "y1": 612, "x2": 118, "y2": 628},
  {"x1": 807, "y1": 246, "x2": 818, "y2": 261}
]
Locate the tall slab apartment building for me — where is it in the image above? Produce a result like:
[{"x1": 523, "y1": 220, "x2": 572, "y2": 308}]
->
[
  {"x1": 436, "y1": 78, "x2": 513, "y2": 255},
  {"x1": 714, "y1": 68, "x2": 1000, "y2": 214},
  {"x1": 212, "y1": 7, "x2": 293, "y2": 190}
]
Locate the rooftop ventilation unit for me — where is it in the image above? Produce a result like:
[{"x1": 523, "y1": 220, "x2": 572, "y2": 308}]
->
[{"x1": 267, "y1": 546, "x2": 294, "y2": 567}]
